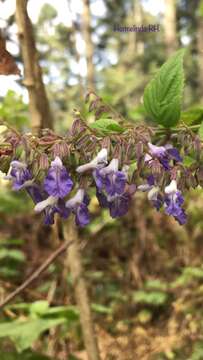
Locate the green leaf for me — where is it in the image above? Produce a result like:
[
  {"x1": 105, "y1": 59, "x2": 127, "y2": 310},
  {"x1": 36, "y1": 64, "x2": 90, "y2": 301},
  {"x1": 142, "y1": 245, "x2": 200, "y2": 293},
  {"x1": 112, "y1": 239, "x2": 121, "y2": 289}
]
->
[
  {"x1": 42, "y1": 305, "x2": 79, "y2": 321},
  {"x1": 143, "y1": 49, "x2": 185, "y2": 128},
  {"x1": 132, "y1": 290, "x2": 168, "y2": 306},
  {"x1": 183, "y1": 155, "x2": 196, "y2": 167},
  {"x1": 0, "y1": 249, "x2": 25, "y2": 262},
  {"x1": 0, "y1": 318, "x2": 65, "y2": 352},
  {"x1": 145, "y1": 279, "x2": 168, "y2": 291},
  {"x1": 184, "y1": 266, "x2": 203, "y2": 279},
  {"x1": 171, "y1": 267, "x2": 203, "y2": 288},
  {"x1": 30, "y1": 301, "x2": 49, "y2": 317},
  {"x1": 181, "y1": 105, "x2": 203, "y2": 125},
  {"x1": 90, "y1": 118, "x2": 124, "y2": 134},
  {"x1": 8, "y1": 302, "x2": 79, "y2": 322},
  {"x1": 0, "y1": 90, "x2": 29, "y2": 130},
  {"x1": 91, "y1": 303, "x2": 112, "y2": 314},
  {"x1": 199, "y1": 121, "x2": 203, "y2": 140}
]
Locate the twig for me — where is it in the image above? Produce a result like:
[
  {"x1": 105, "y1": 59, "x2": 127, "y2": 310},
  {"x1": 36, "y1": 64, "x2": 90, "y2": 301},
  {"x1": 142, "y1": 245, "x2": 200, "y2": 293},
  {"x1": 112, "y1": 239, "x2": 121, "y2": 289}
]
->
[{"x1": 0, "y1": 239, "x2": 74, "y2": 310}]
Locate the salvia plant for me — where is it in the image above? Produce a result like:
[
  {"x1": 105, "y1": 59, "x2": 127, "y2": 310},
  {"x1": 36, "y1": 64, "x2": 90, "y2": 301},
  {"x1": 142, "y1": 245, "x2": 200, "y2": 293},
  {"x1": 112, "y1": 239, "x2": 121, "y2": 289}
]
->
[{"x1": 1, "y1": 49, "x2": 203, "y2": 227}]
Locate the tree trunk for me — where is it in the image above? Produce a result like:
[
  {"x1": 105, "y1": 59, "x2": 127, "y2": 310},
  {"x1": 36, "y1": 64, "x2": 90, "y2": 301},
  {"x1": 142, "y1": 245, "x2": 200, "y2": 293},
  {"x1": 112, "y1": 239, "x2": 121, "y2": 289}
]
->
[
  {"x1": 82, "y1": 0, "x2": 95, "y2": 92},
  {"x1": 164, "y1": 0, "x2": 177, "y2": 56},
  {"x1": 15, "y1": 0, "x2": 54, "y2": 132},
  {"x1": 128, "y1": 0, "x2": 144, "y2": 58}
]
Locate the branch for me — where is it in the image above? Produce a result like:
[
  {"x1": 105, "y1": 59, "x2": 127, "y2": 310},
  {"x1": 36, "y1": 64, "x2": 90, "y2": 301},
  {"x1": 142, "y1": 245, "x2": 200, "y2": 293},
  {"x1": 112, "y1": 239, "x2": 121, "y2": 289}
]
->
[{"x1": 0, "y1": 239, "x2": 74, "y2": 310}]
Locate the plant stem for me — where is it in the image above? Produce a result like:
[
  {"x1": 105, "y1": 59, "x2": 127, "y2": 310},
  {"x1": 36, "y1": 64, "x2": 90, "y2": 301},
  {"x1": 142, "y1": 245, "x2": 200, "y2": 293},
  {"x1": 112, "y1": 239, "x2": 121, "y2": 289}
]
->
[{"x1": 63, "y1": 219, "x2": 101, "y2": 360}]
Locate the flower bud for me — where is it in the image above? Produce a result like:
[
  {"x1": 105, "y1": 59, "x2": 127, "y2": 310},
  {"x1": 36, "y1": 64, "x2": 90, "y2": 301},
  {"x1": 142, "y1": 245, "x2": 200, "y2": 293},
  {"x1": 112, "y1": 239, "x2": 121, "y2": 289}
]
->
[
  {"x1": 39, "y1": 153, "x2": 49, "y2": 170},
  {"x1": 52, "y1": 142, "x2": 70, "y2": 158}
]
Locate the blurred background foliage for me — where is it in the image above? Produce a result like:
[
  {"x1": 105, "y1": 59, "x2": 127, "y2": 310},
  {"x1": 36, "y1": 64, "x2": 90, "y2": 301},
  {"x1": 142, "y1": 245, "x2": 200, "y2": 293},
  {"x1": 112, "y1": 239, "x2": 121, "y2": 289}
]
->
[{"x1": 1, "y1": 0, "x2": 203, "y2": 359}]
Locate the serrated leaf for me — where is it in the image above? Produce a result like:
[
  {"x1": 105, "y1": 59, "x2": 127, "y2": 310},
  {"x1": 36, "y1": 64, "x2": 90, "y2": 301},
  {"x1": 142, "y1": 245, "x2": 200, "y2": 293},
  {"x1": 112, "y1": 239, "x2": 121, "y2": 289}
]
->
[
  {"x1": 143, "y1": 49, "x2": 185, "y2": 128},
  {"x1": 90, "y1": 118, "x2": 124, "y2": 134}
]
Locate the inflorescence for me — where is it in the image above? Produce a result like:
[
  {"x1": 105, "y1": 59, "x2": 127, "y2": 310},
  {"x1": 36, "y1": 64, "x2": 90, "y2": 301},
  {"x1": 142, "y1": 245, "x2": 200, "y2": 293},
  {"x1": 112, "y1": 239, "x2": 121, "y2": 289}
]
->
[
  {"x1": 1, "y1": 131, "x2": 200, "y2": 226},
  {"x1": 0, "y1": 95, "x2": 202, "y2": 227}
]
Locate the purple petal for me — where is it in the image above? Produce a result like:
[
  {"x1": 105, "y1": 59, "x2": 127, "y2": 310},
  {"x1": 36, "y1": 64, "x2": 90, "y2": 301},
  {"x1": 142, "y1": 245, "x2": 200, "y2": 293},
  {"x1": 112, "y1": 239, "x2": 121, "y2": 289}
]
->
[
  {"x1": 105, "y1": 171, "x2": 126, "y2": 196},
  {"x1": 75, "y1": 203, "x2": 90, "y2": 227},
  {"x1": 44, "y1": 164, "x2": 73, "y2": 198},
  {"x1": 109, "y1": 193, "x2": 130, "y2": 218},
  {"x1": 26, "y1": 185, "x2": 44, "y2": 204},
  {"x1": 148, "y1": 143, "x2": 166, "y2": 158},
  {"x1": 166, "y1": 148, "x2": 182, "y2": 162},
  {"x1": 44, "y1": 199, "x2": 70, "y2": 225},
  {"x1": 93, "y1": 169, "x2": 104, "y2": 189},
  {"x1": 44, "y1": 207, "x2": 55, "y2": 225},
  {"x1": 159, "y1": 157, "x2": 170, "y2": 170},
  {"x1": 152, "y1": 194, "x2": 163, "y2": 211},
  {"x1": 9, "y1": 162, "x2": 32, "y2": 190},
  {"x1": 96, "y1": 189, "x2": 109, "y2": 208},
  {"x1": 147, "y1": 175, "x2": 155, "y2": 186},
  {"x1": 164, "y1": 192, "x2": 187, "y2": 225}
]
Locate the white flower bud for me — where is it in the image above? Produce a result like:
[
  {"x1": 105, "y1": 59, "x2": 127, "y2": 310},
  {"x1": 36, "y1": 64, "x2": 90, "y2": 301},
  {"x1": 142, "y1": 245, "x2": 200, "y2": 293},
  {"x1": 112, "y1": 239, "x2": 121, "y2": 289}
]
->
[
  {"x1": 66, "y1": 189, "x2": 85, "y2": 208},
  {"x1": 34, "y1": 196, "x2": 57, "y2": 212},
  {"x1": 165, "y1": 180, "x2": 177, "y2": 194},
  {"x1": 76, "y1": 148, "x2": 108, "y2": 173}
]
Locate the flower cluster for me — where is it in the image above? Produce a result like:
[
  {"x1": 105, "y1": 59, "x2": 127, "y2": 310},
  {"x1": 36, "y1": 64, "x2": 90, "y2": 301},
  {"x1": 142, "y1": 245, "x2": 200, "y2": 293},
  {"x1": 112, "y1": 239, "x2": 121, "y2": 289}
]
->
[
  {"x1": 78, "y1": 150, "x2": 136, "y2": 218},
  {"x1": 3, "y1": 138, "x2": 189, "y2": 227}
]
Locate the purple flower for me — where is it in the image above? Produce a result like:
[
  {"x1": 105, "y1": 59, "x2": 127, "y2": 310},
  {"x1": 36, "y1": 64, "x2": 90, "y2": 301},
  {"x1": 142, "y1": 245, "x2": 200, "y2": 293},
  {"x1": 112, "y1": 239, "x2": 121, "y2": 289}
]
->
[
  {"x1": 44, "y1": 199, "x2": 70, "y2": 225},
  {"x1": 146, "y1": 143, "x2": 182, "y2": 170},
  {"x1": 165, "y1": 146, "x2": 182, "y2": 162},
  {"x1": 148, "y1": 143, "x2": 166, "y2": 158},
  {"x1": 148, "y1": 186, "x2": 163, "y2": 210},
  {"x1": 34, "y1": 195, "x2": 70, "y2": 225},
  {"x1": 76, "y1": 148, "x2": 108, "y2": 173},
  {"x1": 66, "y1": 189, "x2": 90, "y2": 227},
  {"x1": 138, "y1": 175, "x2": 163, "y2": 210},
  {"x1": 5, "y1": 161, "x2": 32, "y2": 190},
  {"x1": 97, "y1": 184, "x2": 136, "y2": 219},
  {"x1": 94, "y1": 159, "x2": 126, "y2": 197},
  {"x1": 137, "y1": 174, "x2": 156, "y2": 193},
  {"x1": 109, "y1": 192, "x2": 131, "y2": 218},
  {"x1": 164, "y1": 180, "x2": 187, "y2": 225},
  {"x1": 26, "y1": 184, "x2": 44, "y2": 204},
  {"x1": 95, "y1": 161, "x2": 134, "y2": 219},
  {"x1": 44, "y1": 157, "x2": 73, "y2": 198},
  {"x1": 96, "y1": 189, "x2": 109, "y2": 208}
]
